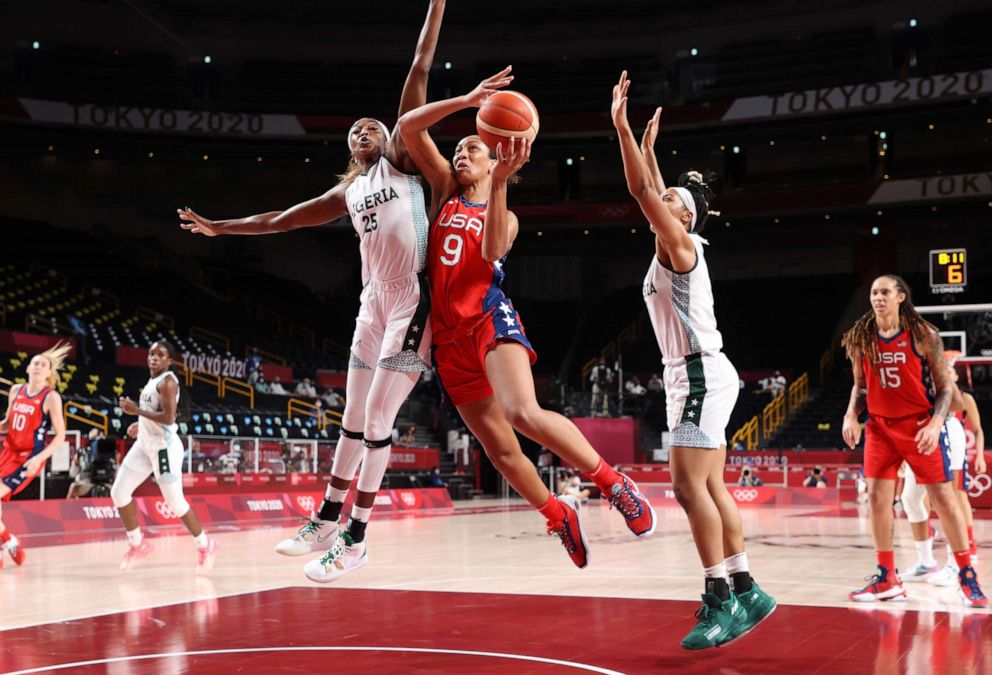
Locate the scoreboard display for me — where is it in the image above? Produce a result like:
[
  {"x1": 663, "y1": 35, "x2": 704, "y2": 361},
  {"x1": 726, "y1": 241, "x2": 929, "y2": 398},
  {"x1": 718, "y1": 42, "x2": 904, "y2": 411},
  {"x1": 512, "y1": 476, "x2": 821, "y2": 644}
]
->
[{"x1": 929, "y1": 248, "x2": 967, "y2": 294}]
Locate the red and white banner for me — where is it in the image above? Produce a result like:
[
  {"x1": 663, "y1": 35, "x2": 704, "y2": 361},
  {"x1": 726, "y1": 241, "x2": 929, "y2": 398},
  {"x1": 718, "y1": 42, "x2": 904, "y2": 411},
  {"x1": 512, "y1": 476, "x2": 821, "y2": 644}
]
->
[
  {"x1": 1, "y1": 488, "x2": 453, "y2": 536},
  {"x1": 638, "y1": 485, "x2": 840, "y2": 507},
  {"x1": 388, "y1": 448, "x2": 440, "y2": 470},
  {"x1": 868, "y1": 172, "x2": 992, "y2": 204},
  {"x1": 722, "y1": 69, "x2": 991, "y2": 121}
]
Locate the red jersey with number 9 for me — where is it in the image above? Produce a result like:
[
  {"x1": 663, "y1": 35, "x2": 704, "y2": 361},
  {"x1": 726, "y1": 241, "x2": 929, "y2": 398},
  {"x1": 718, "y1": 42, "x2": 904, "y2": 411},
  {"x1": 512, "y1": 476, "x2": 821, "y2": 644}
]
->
[
  {"x1": 3, "y1": 385, "x2": 51, "y2": 456},
  {"x1": 862, "y1": 331, "x2": 934, "y2": 419},
  {"x1": 428, "y1": 194, "x2": 508, "y2": 345}
]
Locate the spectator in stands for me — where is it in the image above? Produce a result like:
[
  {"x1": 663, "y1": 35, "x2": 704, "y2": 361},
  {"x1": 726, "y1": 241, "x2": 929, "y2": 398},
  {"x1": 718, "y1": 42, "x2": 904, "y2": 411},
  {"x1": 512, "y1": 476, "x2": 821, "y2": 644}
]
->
[
  {"x1": 625, "y1": 375, "x2": 647, "y2": 414},
  {"x1": 647, "y1": 373, "x2": 663, "y2": 395},
  {"x1": 770, "y1": 371, "x2": 787, "y2": 397},
  {"x1": 270, "y1": 376, "x2": 288, "y2": 396},
  {"x1": 803, "y1": 466, "x2": 829, "y2": 488},
  {"x1": 428, "y1": 467, "x2": 447, "y2": 488},
  {"x1": 247, "y1": 348, "x2": 263, "y2": 378},
  {"x1": 67, "y1": 429, "x2": 101, "y2": 498},
  {"x1": 398, "y1": 425, "x2": 417, "y2": 446},
  {"x1": 295, "y1": 377, "x2": 318, "y2": 398},
  {"x1": 68, "y1": 314, "x2": 90, "y2": 365},
  {"x1": 738, "y1": 467, "x2": 764, "y2": 487},
  {"x1": 322, "y1": 388, "x2": 345, "y2": 408},
  {"x1": 559, "y1": 470, "x2": 591, "y2": 502},
  {"x1": 254, "y1": 376, "x2": 270, "y2": 394},
  {"x1": 589, "y1": 357, "x2": 615, "y2": 417}
]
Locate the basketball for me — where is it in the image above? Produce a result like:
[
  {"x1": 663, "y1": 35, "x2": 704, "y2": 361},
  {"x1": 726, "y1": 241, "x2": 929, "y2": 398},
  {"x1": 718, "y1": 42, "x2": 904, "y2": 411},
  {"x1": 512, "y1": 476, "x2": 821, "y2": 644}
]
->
[{"x1": 476, "y1": 91, "x2": 540, "y2": 153}]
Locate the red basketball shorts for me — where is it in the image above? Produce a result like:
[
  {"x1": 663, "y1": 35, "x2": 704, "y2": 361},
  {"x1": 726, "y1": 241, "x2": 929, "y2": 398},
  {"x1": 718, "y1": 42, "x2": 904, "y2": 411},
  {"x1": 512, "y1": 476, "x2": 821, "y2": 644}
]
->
[
  {"x1": 435, "y1": 302, "x2": 537, "y2": 407},
  {"x1": 864, "y1": 414, "x2": 952, "y2": 484},
  {"x1": 0, "y1": 443, "x2": 42, "y2": 500}
]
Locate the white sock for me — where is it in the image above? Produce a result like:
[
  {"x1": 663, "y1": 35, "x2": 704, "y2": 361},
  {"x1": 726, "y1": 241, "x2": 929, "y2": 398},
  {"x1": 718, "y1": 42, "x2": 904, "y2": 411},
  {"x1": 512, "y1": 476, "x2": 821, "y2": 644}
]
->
[
  {"x1": 194, "y1": 531, "x2": 208, "y2": 549},
  {"x1": 725, "y1": 552, "x2": 749, "y2": 575},
  {"x1": 126, "y1": 527, "x2": 143, "y2": 548},
  {"x1": 327, "y1": 486, "x2": 348, "y2": 504},
  {"x1": 350, "y1": 505, "x2": 373, "y2": 523},
  {"x1": 946, "y1": 544, "x2": 959, "y2": 571},
  {"x1": 915, "y1": 537, "x2": 936, "y2": 567},
  {"x1": 703, "y1": 561, "x2": 728, "y2": 579}
]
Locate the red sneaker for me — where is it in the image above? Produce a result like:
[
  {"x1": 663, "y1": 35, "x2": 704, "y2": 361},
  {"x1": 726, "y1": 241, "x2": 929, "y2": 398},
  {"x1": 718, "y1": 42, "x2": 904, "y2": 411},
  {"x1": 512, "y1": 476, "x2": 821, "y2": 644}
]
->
[
  {"x1": 196, "y1": 539, "x2": 219, "y2": 575},
  {"x1": 959, "y1": 566, "x2": 989, "y2": 608},
  {"x1": 607, "y1": 473, "x2": 656, "y2": 537},
  {"x1": 546, "y1": 496, "x2": 589, "y2": 569},
  {"x1": 849, "y1": 565, "x2": 906, "y2": 602},
  {"x1": 119, "y1": 540, "x2": 154, "y2": 571},
  {"x1": 4, "y1": 533, "x2": 25, "y2": 566}
]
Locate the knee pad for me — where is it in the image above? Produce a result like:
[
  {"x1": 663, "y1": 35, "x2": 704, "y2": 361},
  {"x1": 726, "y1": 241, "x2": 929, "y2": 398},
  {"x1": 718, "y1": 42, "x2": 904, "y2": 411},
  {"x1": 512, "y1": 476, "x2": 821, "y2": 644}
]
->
[
  {"x1": 158, "y1": 473, "x2": 191, "y2": 518},
  {"x1": 901, "y1": 478, "x2": 930, "y2": 524}
]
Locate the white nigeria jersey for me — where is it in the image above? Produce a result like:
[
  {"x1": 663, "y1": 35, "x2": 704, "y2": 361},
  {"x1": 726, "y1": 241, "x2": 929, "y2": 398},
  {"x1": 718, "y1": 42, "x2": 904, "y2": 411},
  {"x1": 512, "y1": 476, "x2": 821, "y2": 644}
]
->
[
  {"x1": 642, "y1": 234, "x2": 723, "y2": 363},
  {"x1": 346, "y1": 155, "x2": 429, "y2": 285},
  {"x1": 138, "y1": 370, "x2": 180, "y2": 447}
]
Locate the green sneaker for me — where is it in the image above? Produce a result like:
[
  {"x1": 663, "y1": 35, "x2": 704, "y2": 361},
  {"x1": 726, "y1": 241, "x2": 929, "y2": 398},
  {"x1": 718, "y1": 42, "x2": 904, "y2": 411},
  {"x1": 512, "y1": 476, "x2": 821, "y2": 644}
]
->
[
  {"x1": 729, "y1": 581, "x2": 777, "y2": 641},
  {"x1": 680, "y1": 593, "x2": 746, "y2": 650}
]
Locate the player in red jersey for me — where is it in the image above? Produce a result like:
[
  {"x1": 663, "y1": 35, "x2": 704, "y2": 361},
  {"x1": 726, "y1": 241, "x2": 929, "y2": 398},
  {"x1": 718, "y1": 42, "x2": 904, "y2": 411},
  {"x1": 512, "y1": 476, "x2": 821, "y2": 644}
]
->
[
  {"x1": 842, "y1": 275, "x2": 986, "y2": 607},
  {"x1": 396, "y1": 68, "x2": 655, "y2": 567},
  {"x1": 0, "y1": 342, "x2": 68, "y2": 568}
]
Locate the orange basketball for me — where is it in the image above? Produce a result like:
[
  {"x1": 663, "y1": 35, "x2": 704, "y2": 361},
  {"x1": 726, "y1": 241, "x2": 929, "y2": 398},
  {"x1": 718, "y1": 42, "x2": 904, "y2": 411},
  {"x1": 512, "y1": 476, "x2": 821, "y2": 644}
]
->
[{"x1": 476, "y1": 91, "x2": 540, "y2": 153}]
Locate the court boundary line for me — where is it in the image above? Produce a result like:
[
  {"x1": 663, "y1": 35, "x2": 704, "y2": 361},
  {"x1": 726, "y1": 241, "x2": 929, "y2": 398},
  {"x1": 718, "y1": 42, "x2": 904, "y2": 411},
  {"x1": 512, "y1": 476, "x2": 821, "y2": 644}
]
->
[{"x1": 3, "y1": 646, "x2": 626, "y2": 675}]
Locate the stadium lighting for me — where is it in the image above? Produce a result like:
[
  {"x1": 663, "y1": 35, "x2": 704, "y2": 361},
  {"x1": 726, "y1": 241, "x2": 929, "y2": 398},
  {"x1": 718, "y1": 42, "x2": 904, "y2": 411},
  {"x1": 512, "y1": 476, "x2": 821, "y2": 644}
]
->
[
  {"x1": 732, "y1": 146, "x2": 741, "y2": 154},
  {"x1": 871, "y1": 227, "x2": 880, "y2": 235},
  {"x1": 203, "y1": 55, "x2": 212, "y2": 64},
  {"x1": 583, "y1": 230, "x2": 589, "y2": 235},
  {"x1": 537, "y1": 231, "x2": 543, "y2": 237},
  {"x1": 444, "y1": 61, "x2": 452, "y2": 70},
  {"x1": 879, "y1": 131, "x2": 887, "y2": 140},
  {"x1": 148, "y1": 152, "x2": 154, "y2": 158},
  {"x1": 32, "y1": 41, "x2": 40, "y2": 49},
  {"x1": 909, "y1": 18, "x2": 917, "y2": 28},
  {"x1": 93, "y1": 148, "x2": 100, "y2": 155},
  {"x1": 565, "y1": 158, "x2": 573, "y2": 166},
  {"x1": 690, "y1": 48, "x2": 698, "y2": 56}
]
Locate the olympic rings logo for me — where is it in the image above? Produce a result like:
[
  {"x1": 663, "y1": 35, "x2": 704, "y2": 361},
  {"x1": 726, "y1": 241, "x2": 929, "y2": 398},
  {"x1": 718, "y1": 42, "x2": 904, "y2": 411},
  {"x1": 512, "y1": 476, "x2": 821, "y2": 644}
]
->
[
  {"x1": 155, "y1": 500, "x2": 178, "y2": 519},
  {"x1": 598, "y1": 205, "x2": 632, "y2": 219},
  {"x1": 296, "y1": 496, "x2": 316, "y2": 513},
  {"x1": 967, "y1": 473, "x2": 992, "y2": 498},
  {"x1": 732, "y1": 489, "x2": 760, "y2": 502}
]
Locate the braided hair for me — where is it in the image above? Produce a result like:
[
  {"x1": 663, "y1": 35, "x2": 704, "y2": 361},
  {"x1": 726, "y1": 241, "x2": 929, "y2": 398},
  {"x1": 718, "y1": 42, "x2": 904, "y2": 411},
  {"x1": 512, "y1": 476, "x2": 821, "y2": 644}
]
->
[
  {"x1": 841, "y1": 275, "x2": 938, "y2": 372},
  {"x1": 677, "y1": 170, "x2": 720, "y2": 233}
]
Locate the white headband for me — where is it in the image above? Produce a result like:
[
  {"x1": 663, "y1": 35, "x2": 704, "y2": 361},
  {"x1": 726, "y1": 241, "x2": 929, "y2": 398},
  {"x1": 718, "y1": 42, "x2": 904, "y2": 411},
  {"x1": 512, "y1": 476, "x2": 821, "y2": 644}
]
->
[
  {"x1": 348, "y1": 118, "x2": 391, "y2": 147},
  {"x1": 674, "y1": 187, "x2": 698, "y2": 231}
]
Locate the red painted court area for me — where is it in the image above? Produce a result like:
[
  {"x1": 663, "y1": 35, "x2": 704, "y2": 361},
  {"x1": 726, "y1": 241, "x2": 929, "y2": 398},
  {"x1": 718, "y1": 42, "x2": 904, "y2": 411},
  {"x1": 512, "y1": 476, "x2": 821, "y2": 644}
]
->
[{"x1": 2, "y1": 588, "x2": 990, "y2": 674}]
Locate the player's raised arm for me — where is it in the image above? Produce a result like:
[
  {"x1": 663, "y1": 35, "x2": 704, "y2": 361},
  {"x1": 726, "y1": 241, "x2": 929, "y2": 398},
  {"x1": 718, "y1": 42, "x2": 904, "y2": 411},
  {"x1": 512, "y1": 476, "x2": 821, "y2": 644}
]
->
[
  {"x1": 178, "y1": 183, "x2": 349, "y2": 237},
  {"x1": 397, "y1": 67, "x2": 514, "y2": 212},
  {"x1": 483, "y1": 137, "x2": 529, "y2": 262},
  {"x1": 389, "y1": 0, "x2": 447, "y2": 171},
  {"x1": 640, "y1": 107, "x2": 665, "y2": 194},
  {"x1": 610, "y1": 71, "x2": 693, "y2": 265}
]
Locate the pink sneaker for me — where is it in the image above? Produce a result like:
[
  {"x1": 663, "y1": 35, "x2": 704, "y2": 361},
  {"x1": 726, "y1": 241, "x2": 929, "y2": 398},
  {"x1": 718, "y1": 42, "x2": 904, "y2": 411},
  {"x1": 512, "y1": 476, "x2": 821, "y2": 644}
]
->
[
  {"x1": 119, "y1": 540, "x2": 154, "y2": 571},
  {"x1": 196, "y1": 539, "x2": 218, "y2": 575}
]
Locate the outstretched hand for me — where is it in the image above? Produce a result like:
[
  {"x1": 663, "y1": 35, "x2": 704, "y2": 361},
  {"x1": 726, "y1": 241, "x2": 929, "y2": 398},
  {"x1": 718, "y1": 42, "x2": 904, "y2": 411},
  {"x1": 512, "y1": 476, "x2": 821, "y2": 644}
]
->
[
  {"x1": 178, "y1": 207, "x2": 220, "y2": 237},
  {"x1": 492, "y1": 137, "x2": 531, "y2": 186},
  {"x1": 611, "y1": 70, "x2": 631, "y2": 131},
  {"x1": 641, "y1": 106, "x2": 662, "y2": 151},
  {"x1": 465, "y1": 66, "x2": 514, "y2": 107}
]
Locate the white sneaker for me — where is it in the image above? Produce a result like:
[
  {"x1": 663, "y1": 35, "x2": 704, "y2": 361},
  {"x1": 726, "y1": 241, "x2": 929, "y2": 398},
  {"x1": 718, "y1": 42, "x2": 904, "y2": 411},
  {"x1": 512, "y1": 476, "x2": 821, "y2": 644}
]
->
[
  {"x1": 304, "y1": 533, "x2": 368, "y2": 583},
  {"x1": 902, "y1": 562, "x2": 940, "y2": 582},
  {"x1": 275, "y1": 512, "x2": 338, "y2": 556},
  {"x1": 927, "y1": 563, "x2": 960, "y2": 588}
]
